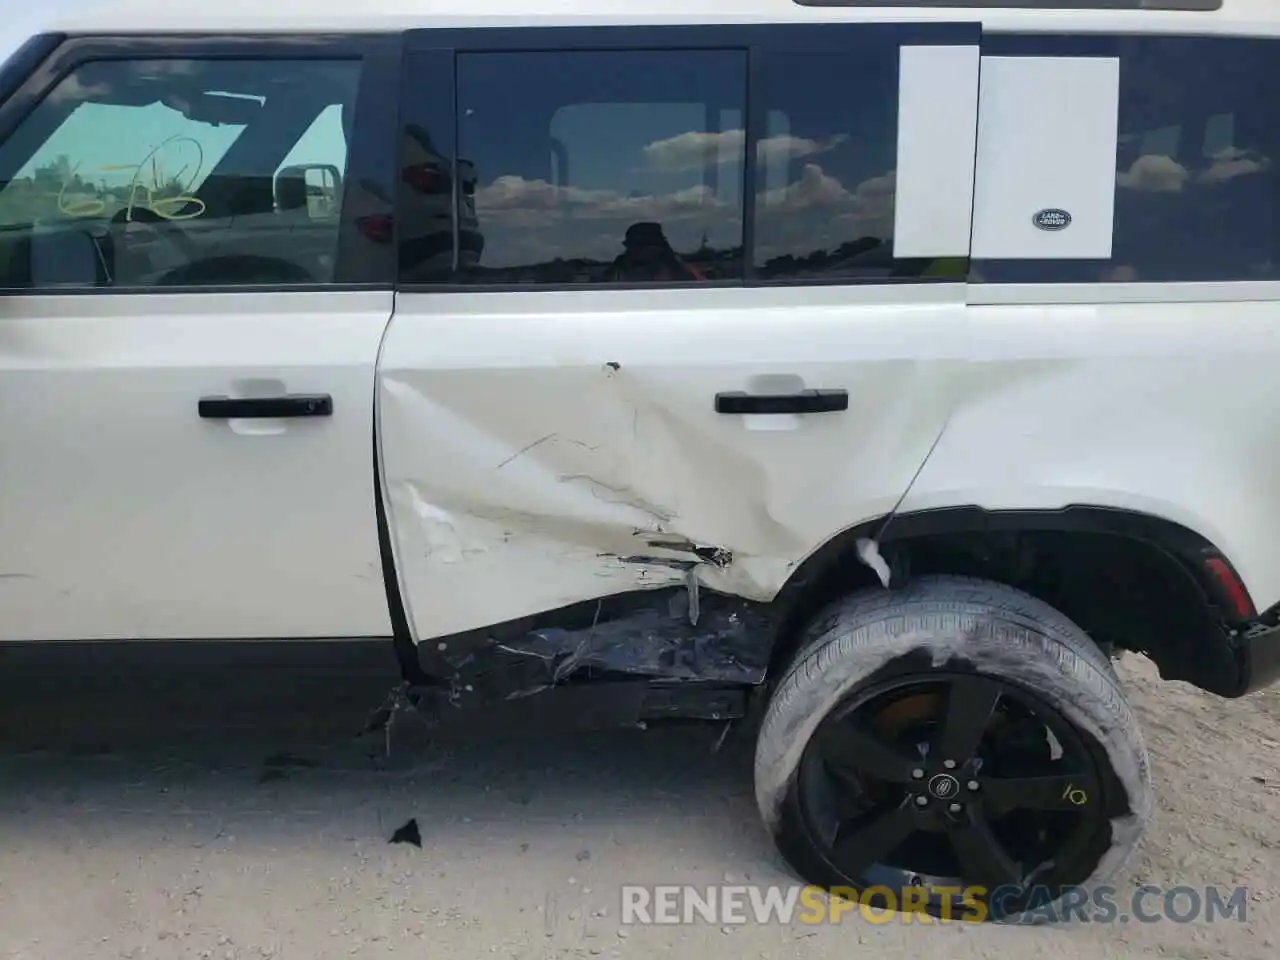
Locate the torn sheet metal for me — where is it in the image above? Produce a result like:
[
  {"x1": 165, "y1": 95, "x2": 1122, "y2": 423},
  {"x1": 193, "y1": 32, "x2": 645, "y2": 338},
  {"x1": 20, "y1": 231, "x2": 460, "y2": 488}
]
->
[
  {"x1": 425, "y1": 588, "x2": 775, "y2": 705},
  {"x1": 375, "y1": 587, "x2": 769, "y2": 740}
]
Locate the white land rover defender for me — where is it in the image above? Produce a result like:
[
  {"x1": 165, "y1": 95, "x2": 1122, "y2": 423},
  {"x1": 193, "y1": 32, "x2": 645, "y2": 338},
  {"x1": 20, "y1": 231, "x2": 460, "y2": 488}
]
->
[{"x1": 1, "y1": 0, "x2": 1277, "y2": 923}]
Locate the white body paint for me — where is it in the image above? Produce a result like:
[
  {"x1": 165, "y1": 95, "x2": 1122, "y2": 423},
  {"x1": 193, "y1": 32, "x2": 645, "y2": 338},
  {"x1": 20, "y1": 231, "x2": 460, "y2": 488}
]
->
[
  {"x1": 970, "y1": 55, "x2": 1121, "y2": 260},
  {"x1": 0, "y1": 293, "x2": 394, "y2": 641}
]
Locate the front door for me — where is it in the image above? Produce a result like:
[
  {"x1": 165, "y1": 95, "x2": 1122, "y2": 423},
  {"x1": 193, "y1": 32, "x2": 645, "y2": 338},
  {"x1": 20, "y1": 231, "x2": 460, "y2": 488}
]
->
[
  {"x1": 378, "y1": 23, "x2": 983, "y2": 641},
  {"x1": 0, "y1": 35, "x2": 401, "y2": 640}
]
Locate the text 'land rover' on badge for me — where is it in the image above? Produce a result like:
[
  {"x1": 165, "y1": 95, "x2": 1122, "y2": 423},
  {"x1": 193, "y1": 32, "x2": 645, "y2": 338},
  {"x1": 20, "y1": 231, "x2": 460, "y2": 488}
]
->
[{"x1": 1033, "y1": 207, "x2": 1073, "y2": 231}]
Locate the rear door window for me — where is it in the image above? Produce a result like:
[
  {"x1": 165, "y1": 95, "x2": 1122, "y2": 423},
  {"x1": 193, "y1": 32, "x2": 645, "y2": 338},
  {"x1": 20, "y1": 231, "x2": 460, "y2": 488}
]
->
[
  {"x1": 449, "y1": 48, "x2": 747, "y2": 285},
  {"x1": 395, "y1": 23, "x2": 979, "y2": 289}
]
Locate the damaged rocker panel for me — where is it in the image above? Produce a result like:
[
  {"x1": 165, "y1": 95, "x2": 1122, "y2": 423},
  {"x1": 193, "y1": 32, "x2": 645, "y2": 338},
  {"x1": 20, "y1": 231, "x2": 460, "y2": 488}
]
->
[{"x1": 404, "y1": 584, "x2": 776, "y2": 729}]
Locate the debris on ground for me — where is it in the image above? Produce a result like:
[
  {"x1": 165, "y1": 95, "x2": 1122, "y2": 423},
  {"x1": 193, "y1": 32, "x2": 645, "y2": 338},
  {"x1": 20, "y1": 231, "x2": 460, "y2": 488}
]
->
[{"x1": 390, "y1": 818, "x2": 422, "y2": 848}]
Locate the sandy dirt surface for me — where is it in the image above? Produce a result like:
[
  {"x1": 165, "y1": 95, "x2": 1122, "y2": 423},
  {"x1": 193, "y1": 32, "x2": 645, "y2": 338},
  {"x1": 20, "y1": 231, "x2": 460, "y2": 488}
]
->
[{"x1": 0, "y1": 642, "x2": 1275, "y2": 960}]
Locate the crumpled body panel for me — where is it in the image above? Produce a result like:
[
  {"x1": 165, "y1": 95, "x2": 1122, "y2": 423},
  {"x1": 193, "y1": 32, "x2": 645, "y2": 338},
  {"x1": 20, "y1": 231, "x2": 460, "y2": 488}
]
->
[{"x1": 376, "y1": 286, "x2": 973, "y2": 644}]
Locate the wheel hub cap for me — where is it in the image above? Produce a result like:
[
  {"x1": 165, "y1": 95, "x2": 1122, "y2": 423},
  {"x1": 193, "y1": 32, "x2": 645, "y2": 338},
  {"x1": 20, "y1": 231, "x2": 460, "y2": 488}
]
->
[{"x1": 926, "y1": 773, "x2": 961, "y2": 801}]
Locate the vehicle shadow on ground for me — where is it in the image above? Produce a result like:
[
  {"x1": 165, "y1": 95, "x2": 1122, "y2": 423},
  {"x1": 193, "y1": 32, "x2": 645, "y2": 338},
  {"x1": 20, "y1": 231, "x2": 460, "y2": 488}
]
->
[
  {"x1": 0, "y1": 640, "x2": 771, "y2": 868},
  {"x1": 0, "y1": 644, "x2": 1275, "y2": 960}
]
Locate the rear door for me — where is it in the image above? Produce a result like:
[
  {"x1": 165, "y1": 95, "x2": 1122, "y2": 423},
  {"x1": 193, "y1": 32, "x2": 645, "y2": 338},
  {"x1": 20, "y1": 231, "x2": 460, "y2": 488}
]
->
[
  {"x1": 378, "y1": 23, "x2": 983, "y2": 641},
  {"x1": 0, "y1": 34, "x2": 401, "y2": 640}
]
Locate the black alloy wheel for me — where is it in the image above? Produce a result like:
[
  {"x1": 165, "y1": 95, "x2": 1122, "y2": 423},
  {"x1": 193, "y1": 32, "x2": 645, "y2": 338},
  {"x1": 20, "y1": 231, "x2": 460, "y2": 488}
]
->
[{"x1": 794, "y1": 671, "x2": 1113, "y2": 918}]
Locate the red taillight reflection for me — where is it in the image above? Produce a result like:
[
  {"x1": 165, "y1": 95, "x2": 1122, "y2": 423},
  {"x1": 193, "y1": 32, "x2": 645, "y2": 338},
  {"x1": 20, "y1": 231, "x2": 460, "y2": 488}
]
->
[
  {"x1": 403, "y1": 164, "x2": 447, "y2": 194},
  {"x1": 356, "y1": 214, "x2": 394, "y2": 243}
]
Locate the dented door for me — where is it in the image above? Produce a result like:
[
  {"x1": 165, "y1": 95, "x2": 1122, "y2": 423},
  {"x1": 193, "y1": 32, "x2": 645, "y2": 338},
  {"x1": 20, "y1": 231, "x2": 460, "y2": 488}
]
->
[{"x1": 378, "y1": 24, "x2": 982, "y2": 642}]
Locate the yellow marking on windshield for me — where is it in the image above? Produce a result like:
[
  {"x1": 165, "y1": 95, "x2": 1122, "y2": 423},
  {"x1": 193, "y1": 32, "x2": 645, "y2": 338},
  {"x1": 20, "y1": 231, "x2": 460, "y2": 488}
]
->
[{"x1": 56, "y1": 135, "x2": 207, "y2": 221}]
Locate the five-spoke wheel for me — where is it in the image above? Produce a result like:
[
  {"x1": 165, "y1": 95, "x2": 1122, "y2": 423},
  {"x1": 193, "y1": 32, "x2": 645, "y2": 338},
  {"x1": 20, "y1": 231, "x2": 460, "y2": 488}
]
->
[
  {"x1": 802, "y1": 672, "x2": 1106, "y2": 907},
  {"x1": 755, "y1": 576, "x2": 1152, "y2": 922}
]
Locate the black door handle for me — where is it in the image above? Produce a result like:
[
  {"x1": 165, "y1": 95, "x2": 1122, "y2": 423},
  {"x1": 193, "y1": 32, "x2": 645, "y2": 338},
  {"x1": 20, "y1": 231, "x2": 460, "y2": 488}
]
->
[
  {"x1": 714, "y1": 389, "x2": 848, "y2": 415},
  {"x1": 198, "y1": 394, "x2": 333, "y2": 419}
]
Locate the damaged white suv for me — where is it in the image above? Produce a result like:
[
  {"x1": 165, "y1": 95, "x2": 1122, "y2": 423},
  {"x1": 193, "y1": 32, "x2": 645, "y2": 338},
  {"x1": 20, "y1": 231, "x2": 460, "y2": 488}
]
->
[{"x1": 2, "y1": 0, "x2": 1278, "y2": 924}]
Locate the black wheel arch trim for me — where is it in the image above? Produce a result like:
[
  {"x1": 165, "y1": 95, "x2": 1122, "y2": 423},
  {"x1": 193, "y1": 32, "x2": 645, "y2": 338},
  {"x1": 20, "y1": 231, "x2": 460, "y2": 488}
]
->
[
  {"x1": 772, "y1": 504, "x2": 1276, "y2": 698},
  {"x1": 782, "y1": 504, "x2": 1257, "y2": 620}
]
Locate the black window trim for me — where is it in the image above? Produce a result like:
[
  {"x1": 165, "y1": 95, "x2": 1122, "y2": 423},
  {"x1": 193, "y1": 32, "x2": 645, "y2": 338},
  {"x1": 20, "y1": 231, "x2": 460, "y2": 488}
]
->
[
  {"x1": 396, "y1": 21, "x2": 980, "y2": 293},
  {"x1": 0, "y1": 31, "x2": 404, "y2": 296},
  {"x1": 403, "y1": 23, "x2": 977, "y2": 53},
  {"x1": 0, "y1": 33, "x2": 64, "y2": 110}
]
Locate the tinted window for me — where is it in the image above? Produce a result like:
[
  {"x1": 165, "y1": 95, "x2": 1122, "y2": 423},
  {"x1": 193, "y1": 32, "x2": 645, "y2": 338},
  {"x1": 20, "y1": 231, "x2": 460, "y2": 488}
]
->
[
  {"x1": 974, "y1": 35, "x2": 1280, "y2": 284},
  {"x1": 753, "y1": 47, "x2": 958, "y2": 282},
  {"x1": 397, "y1": 50, "x2": 459, "y2": 284},
  {"x1": 0, "y1": 58, "x2": 361, "y2": 290},
  {"x1": 452, "y1": 49, "x2": 746, "y2": 285}
]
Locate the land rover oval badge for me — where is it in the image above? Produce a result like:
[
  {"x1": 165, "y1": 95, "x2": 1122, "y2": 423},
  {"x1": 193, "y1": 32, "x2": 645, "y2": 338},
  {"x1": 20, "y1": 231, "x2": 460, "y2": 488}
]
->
[{"x1": 1033, "y1": 208, "x2": 1072, "y2": 231}]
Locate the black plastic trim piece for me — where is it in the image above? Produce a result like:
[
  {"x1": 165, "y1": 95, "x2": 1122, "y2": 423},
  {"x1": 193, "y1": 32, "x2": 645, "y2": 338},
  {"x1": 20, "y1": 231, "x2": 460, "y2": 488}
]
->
[
  {"x1": 449, "y1": 48, "x2": 461, "y2": 278},
  {"x1": 371, "y1": 393, "x2": 431, "y2": 687},
  {"x1": 404, "y1": 23, "x2": 979, "y2": 54},
  {"x1": 0, "y1": 283, "x2": 385, "y2": 297},
  {"x1": 745, "y1": 275, "x2": 961, "y2": 289},
  {"x1": 873, "y1": 505, "x2": 1256, "y2": 621},
  {"x1": 0, "y1": 32, "x2": 63, "y2": 109},
  {"x1": 773, "y1": 504, "x2": 1258, "y2": 638},
  {"x1": 198, "y1": 394, "x2": 332, "y2": 419},
  {"x1": 741, "y1": 44, "x2": 763, "y2": 283},
  {"x1": 396, "y1": 279, "x2": 744, "y2": 294},
  {"x1": 767, "y1": 503, "x2": 1270, "y2": 699},
  {"x1": 395, "y1": 276, "x2": 960, "y2": 295},
  {"x1": 977, "y1": 32, "x2": 1124, "y2": 57},
  {"x1": 715, "y1": 389, "x2": 849, "y2": 415}
]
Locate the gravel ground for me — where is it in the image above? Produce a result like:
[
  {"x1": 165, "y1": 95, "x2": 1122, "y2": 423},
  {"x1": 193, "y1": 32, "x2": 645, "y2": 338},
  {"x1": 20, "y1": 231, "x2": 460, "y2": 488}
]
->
[{"x1": 0, "y1": 642, "x2": 1275, "y2": 960}]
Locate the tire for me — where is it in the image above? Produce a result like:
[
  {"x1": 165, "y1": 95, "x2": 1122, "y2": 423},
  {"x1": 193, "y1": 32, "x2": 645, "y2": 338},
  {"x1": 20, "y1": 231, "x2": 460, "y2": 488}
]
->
[{"x1": 754, "y1": 574, "x2": 1153, "y2": 923}]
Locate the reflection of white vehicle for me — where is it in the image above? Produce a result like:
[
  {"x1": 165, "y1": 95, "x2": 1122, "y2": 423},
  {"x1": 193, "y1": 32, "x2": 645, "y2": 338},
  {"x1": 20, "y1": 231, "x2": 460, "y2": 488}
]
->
[
  {"x1": 1, "y1": 0, "x2": 1278, "y2": 926},
  {"x1": 276, "y1": 163, "x2": 342, "y2": 219}
]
